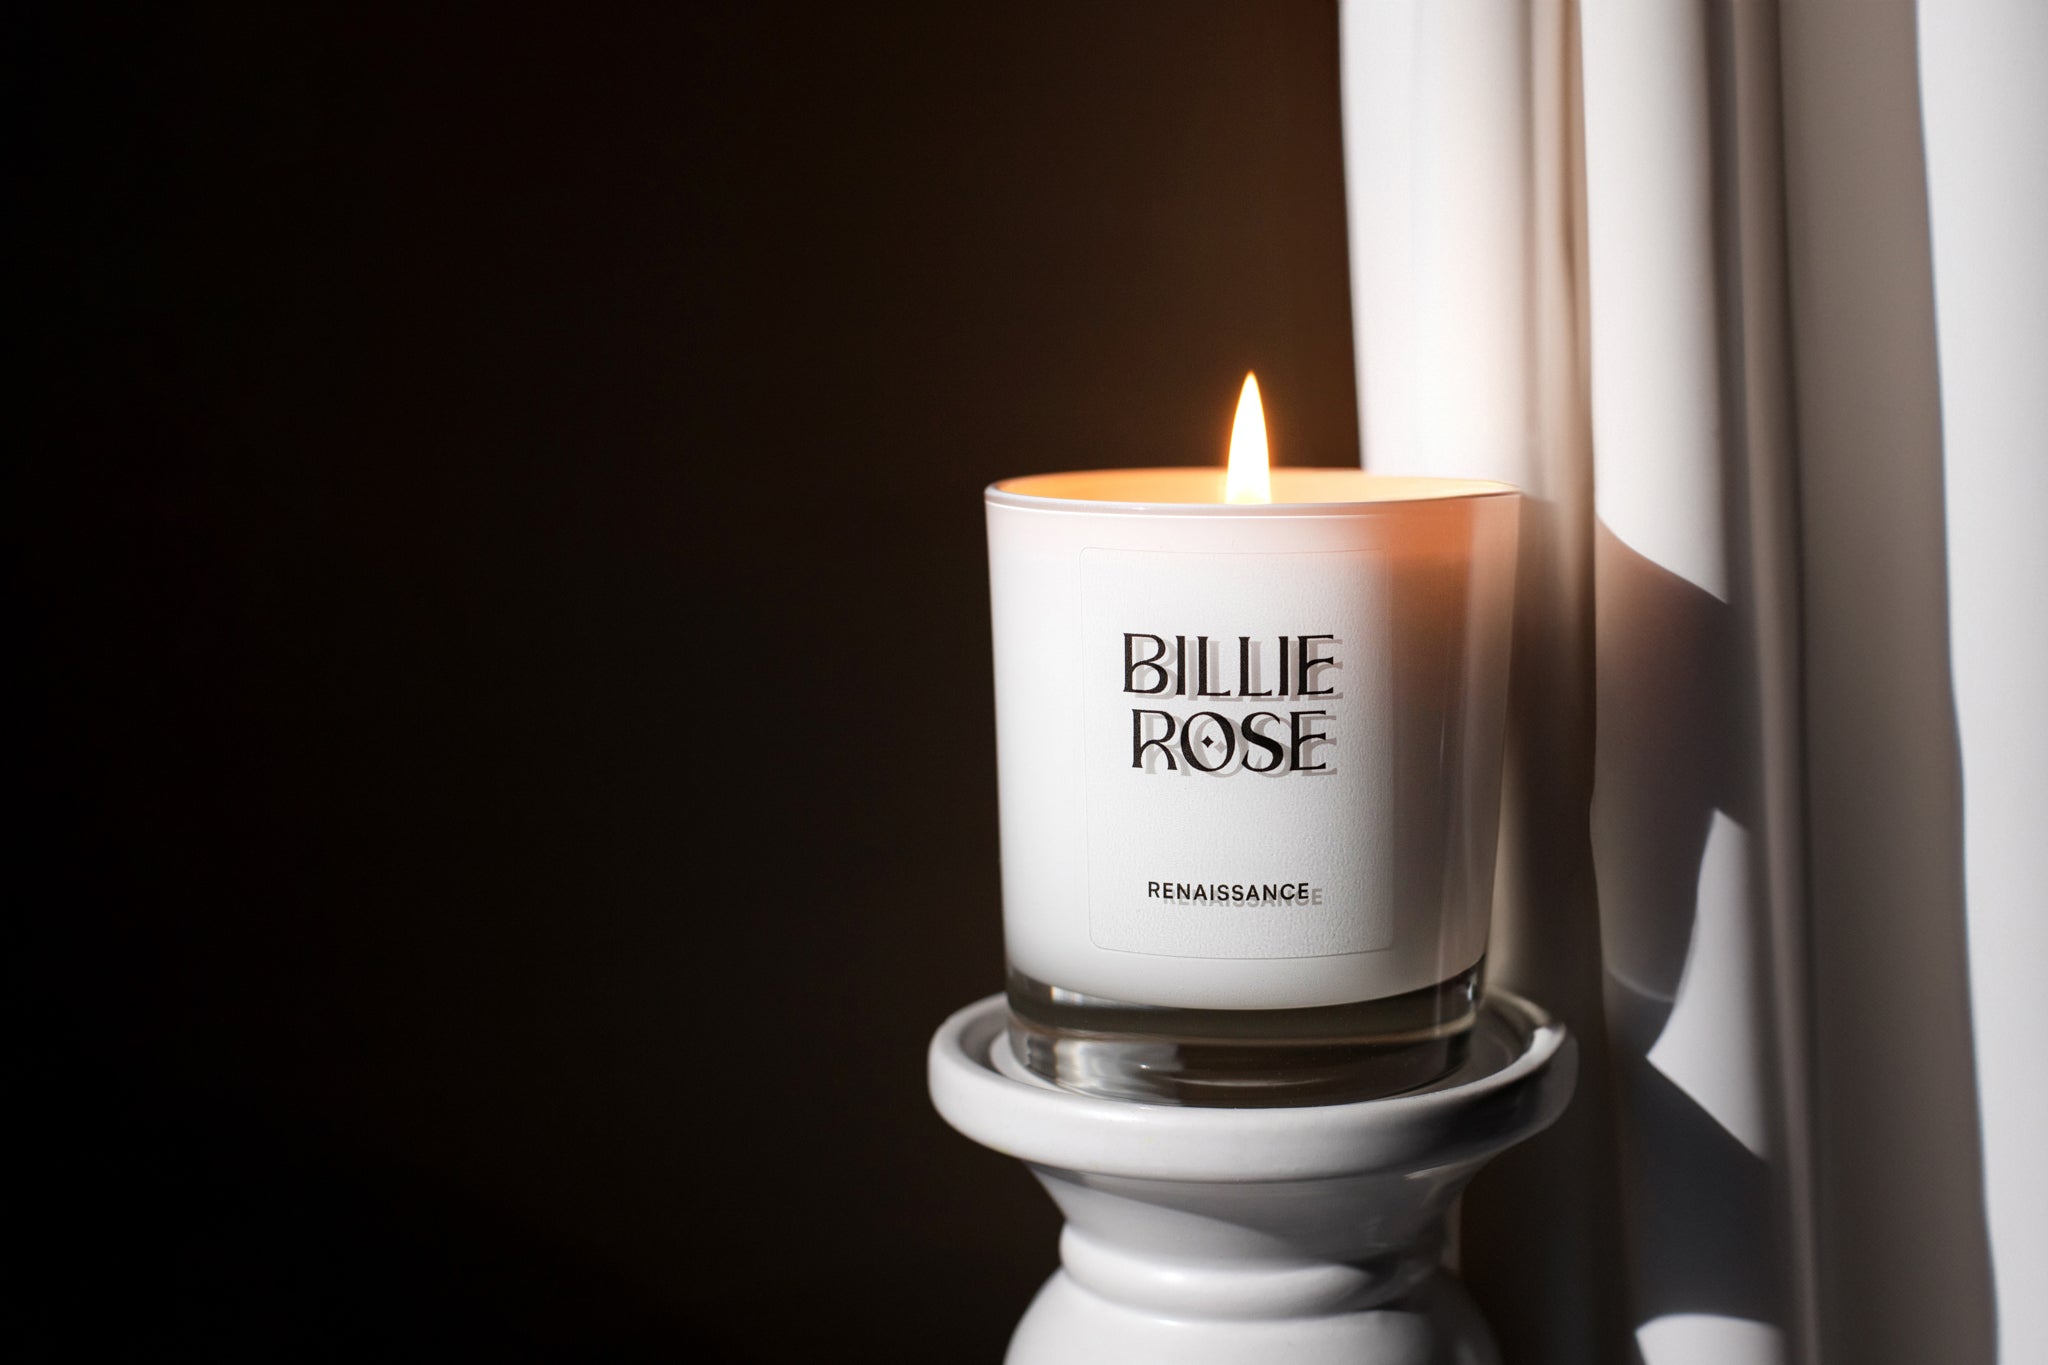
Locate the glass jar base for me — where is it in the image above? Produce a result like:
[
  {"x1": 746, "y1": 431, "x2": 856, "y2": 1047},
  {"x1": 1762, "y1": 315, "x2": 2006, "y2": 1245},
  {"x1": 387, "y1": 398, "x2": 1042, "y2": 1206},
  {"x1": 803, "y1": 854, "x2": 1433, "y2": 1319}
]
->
[{"x1": 1005, "y1": 963, "x2": 1483, "y2": 1107}]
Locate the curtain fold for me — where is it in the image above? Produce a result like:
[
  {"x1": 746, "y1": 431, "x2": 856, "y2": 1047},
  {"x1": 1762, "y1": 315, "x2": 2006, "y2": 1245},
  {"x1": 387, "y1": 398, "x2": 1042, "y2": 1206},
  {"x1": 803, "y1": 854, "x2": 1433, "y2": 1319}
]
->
[
  {"x1": 1919, "y1": 4, "x2": 2048, "y2": 1360},
  {"x1": 1339, "y1": 2, "x2": 2044, "y2": 1362},
  {"x1": 1341, "y1": 7, "x2": 1618, "y2": 1360},
  {"x1": 1778, "y1": 8, "x2": 1995, "y2": 1363}
]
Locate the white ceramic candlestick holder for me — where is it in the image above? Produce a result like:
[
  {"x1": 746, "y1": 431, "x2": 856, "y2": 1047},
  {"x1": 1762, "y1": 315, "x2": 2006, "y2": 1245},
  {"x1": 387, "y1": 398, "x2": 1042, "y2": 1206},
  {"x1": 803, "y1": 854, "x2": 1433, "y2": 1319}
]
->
[{"x1": 929, "y1": 989, "x2": 1574, "y2": 1365}]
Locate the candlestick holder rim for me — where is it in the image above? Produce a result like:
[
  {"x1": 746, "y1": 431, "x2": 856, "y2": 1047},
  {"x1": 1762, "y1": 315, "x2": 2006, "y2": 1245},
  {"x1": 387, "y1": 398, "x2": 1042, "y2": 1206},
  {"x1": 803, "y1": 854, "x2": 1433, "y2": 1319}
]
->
[{"x1": 929, "y1": 989, "x2": 1573, "y2": 1184}]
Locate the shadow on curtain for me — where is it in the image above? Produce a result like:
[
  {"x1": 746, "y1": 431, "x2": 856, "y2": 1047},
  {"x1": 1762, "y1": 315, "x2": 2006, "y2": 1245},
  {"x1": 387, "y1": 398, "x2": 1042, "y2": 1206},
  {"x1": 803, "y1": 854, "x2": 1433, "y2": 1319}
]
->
[{"x1": 1340, "y1": 3, "x2": 2005, "y2": 1362}]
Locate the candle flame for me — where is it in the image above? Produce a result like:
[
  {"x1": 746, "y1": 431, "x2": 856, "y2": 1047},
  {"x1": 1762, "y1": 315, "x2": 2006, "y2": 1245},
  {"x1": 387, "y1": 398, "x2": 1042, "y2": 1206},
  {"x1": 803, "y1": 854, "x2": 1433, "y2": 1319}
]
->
[{"x1": 1226, "y1": 372, "x2": 1271, "y2": 504}]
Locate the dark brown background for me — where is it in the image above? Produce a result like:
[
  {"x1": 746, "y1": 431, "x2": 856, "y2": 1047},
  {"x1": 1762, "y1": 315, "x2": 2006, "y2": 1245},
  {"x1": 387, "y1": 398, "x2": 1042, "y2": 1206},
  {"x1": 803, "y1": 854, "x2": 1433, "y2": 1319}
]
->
[{"x1": 11, "y1": 3, "x2": 1360, "y2": 1360}]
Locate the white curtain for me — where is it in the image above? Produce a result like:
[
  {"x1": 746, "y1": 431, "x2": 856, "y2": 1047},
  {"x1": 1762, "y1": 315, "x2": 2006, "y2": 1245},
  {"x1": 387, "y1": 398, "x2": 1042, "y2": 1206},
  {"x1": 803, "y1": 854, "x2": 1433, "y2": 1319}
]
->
[{"x1": 1337, "y1": 3, "x2": 2048, "y2": 1363}]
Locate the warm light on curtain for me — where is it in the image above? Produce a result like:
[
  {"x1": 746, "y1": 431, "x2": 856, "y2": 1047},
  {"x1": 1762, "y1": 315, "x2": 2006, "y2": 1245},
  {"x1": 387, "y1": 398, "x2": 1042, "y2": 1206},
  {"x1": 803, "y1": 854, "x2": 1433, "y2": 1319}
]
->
[{"x1": 1338, "y1": 3, "x2": 2048, "y2": 1364}]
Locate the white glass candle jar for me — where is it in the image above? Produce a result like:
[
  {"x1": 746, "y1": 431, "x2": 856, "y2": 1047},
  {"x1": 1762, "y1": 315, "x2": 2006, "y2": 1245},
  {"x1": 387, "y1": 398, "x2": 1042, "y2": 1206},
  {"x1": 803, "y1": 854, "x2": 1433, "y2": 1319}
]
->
[{"x1": 986, "y1": 468, "x2": 1519, "y2": 1103}]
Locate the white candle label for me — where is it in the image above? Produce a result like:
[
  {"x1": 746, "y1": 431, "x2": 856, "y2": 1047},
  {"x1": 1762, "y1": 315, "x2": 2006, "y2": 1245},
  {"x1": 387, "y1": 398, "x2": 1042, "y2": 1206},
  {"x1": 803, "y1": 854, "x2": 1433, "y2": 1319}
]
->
[{"x1": 1080, "y1": 548, "x2": 1395, "y2": 960}]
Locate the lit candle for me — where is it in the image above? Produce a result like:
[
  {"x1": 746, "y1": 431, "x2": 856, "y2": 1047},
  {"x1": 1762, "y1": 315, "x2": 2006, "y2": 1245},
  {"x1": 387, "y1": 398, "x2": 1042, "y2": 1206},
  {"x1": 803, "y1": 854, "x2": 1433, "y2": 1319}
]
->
[{"x1": 985, "y1": 375, "x2": 1519, "y2": 1104}]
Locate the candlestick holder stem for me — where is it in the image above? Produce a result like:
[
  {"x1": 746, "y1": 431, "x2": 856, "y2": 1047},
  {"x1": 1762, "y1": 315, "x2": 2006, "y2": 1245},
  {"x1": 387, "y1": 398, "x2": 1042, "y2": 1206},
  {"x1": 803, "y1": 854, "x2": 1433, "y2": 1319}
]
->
[{"x1": 929, "y1": 989, "x2": 1574, "y2": 1364}]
